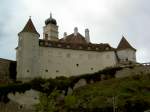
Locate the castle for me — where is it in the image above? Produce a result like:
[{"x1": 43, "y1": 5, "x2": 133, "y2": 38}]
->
[{"x1": 16, "y1": 14, "x2": 136, "y2": 81}]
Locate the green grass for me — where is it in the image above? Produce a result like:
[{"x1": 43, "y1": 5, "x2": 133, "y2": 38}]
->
[{"x1": 62, "y1": 74, "x2": 150, "y2": 112}]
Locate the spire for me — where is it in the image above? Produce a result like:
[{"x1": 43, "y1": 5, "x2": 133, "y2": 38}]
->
[
  {"x1": 117, "y1": 36, "x2": 136, "y2": 51},
  {"x1": 19, "y1": 17, "x2": 40, "y2": 36},
  {"x1": 50, "y1": 13, "x2": 52, "y2": 19}
]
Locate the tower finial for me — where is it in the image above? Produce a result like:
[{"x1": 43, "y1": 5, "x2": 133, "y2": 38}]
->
[
  {"x1": 122, "y1": 35, "x2": 125, "y2": 38},
  {"x1": 50, "y1": 13, "x2": 52, "y2": 19},
  {"x1": 29, "y1": 16, "x2": 31, "y2": 19}
]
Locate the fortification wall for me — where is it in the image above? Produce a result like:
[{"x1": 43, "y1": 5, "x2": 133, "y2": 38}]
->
[
  {"x1": 0, "y1": 58, "x2": 16, "y2": 83},
  {"x1": 39, "y1": 47, "x2": 117, "y2": 78},
  {"x1": 115, "y1": 65, "x2": 150, "y2": 78}
]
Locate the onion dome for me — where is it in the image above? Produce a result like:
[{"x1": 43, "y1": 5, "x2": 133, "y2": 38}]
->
[{"x1": 45, "y1": 13, "x2": 57, "y2": 25}]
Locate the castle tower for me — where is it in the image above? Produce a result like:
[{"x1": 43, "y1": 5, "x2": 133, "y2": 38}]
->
[
  {"x1": 16, "y1": 18, "x2": 40, "y2": 81},
  {"x1": 117, "y1": 36, "x2": 136, "y2": 62},
  {"x1": 43, "y1": 13, "x2": 58, "y2": 41}
]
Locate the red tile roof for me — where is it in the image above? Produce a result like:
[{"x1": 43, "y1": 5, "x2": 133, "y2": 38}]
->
[
  {"x1": 60, "y1": 33, "x2": 87, "y2": 44},
  {"x1": 19, "y1": 18, "x2": 40, "y2": 36},
  {"x1": 117, "y1": 37, "x2": 136, "y2": 51}
]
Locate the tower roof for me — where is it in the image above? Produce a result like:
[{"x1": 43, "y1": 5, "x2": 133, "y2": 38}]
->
[
  {"x1": 45, "y1": 13, "x2": 57, "y2": 25},
  {"x1": 19, "y1": 18, "x2": 40, "y2": 36},
  {"x1": 117, "y1": 36, "x2": 136, "y2": 51}
]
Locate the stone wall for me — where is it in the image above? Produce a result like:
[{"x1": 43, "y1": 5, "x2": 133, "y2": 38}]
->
[
  {"x1": 115, "y1": 65, "x2": 150, "y2": 78},
  {"x1": 0, "y1": 58, "x2": 16, "y2": 83},
  {"x1": 0, "y1": 89, "x2": 39, "y2": 112},
  {"x1": 0, "y1": 101, "x2": 34, "y2": 112}
]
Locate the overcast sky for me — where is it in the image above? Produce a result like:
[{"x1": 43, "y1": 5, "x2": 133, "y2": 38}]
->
[{"x1": 0, "y1": 0, "x2": 150, "y2": 62}]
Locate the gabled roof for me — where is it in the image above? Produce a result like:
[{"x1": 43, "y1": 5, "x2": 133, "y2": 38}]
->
[
  {"x1": 19, "y1": 18, "x2": 40, "y2": 36},
  {"x1": 117, "y1": 36, "x2": 136, "y2": 51},
  {"x1": 60, "y1": 33, "x2": 87, "y2": 44}
]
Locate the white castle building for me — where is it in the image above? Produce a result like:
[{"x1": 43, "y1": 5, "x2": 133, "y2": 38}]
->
[{"x1": 16, "y1": 14, "x2": 136, "y2": 81}]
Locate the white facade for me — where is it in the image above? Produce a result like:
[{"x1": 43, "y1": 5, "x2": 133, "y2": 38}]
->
[
  {"x1": 117, "y1": 49, "x2": 136, "y2": 62},
  {"x1": 39, "y1": 47, "x2": 117, "y2": 78},
  {"x1": 43, "y1": 24, "x2": 58, "y2": 41}
]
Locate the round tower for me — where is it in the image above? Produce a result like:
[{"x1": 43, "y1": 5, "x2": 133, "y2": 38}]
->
[{"x1": 16, "y1": 18, "x2": 40, "y2": 81}]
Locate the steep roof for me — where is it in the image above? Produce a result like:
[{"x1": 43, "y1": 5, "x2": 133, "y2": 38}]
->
[
  {"x1": 60, "y1": 33, "x2": 87, "y2": 44},
  {"x1": 117, "y1": 36, "x2": 136, "y2": 51},
  {"x1": 19, "y1": 18, "x2": 40, "y2": 36}
]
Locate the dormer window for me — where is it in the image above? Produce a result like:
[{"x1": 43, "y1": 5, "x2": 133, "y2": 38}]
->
[
  {"x1": 105, "y1": 47, "x2": 109, "y2": 50},
  {"x1": 66, "y1": 45, "x2": 70, "y2": 48}
]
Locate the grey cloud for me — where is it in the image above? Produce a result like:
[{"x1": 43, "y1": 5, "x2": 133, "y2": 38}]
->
[{"x1": 0, "y1": 0, "x2": 150, "y2": 62}]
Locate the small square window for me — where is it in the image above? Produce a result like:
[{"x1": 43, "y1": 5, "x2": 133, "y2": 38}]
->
[
  {"x1": 56, "y1": 70, "x2": 59, "y2": 73},
  {"x1": 76, "y1": 64, "x2": 79, "y2": 67},
  {"x1": 45, "y1": 69, "x2": 48, "y2": 72}
]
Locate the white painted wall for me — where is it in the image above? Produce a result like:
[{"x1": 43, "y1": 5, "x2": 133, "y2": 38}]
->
[
  {"x1": 43, "y1": 24, "x2": 58, "y2": 41},
  {"x1": 117, "y1": 49, "x2": 136, "y2": 62},
  {"x1": 17, "y1": 32, "x2": 40, "y2": 81},
  {"x1": 39, "y1": 47, "x2": 117, "y2": 78}
]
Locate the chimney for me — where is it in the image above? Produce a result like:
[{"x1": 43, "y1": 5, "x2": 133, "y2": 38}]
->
[
  {"x1": 63, "y1": 32, "x2": 67, "y2": 39},
  {"x1": 74, "y1": 27, "x2": 78, "y2": 36},
  {"x1": 85, "y1": 28, "x2": 90, "y2": 43}
]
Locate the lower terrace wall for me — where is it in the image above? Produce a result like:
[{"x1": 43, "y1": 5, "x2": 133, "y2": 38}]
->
[{"x1": 0, "y1": 58, "x2": 16, "y2": 83}]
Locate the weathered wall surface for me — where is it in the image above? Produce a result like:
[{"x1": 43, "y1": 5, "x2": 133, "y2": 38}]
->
[
  {"x1": 117, "y1": 49, "x2": 136, "y2": 62},
  {"x1": 16, "y1": 32, "x2": 39, "y2": 81},
  {"x1": 39, "y1": 47, "x2": 117, "y2": 78},
  {"x1": 115, "y1": 65, "x2": 150, "y2": 78},
  {"x1": 0, "y1": 89, "x2": 39, "y2": 112},
  {"x1": 0, "y1": 101, "x2": 34, "y2": 112}
]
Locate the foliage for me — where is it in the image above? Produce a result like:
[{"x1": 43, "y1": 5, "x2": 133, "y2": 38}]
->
[
  {"x1": 35, "y1": 90, "x2": 61, "y2": 112},
  {"x1": 36, "y1": 73, "x2": 150, "y2": 112}
]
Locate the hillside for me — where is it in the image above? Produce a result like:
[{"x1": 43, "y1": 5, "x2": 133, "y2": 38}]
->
[
  {"x1": 40, "y1": 73, "x2": 150, "y2": 112},
  {"x1": 0, "y1": 66, "x2": 150, "y2": 112}
]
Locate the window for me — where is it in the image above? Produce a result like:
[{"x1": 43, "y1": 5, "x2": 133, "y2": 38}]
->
[
  {"x1": 19, "y1": 105, "x2": 23, "y2": 109},
  {"x1": 57, "y1": 44, "x2": 62, "y2": 47},
  {"x1": 40, "y1": 42, "x2": 44, "y2": 45},
  {"x1": 56, "y1": 70, "x2": 59, "y2": 73},
  {"x1": 66, "y1": 45, "x2": 70, "y2": 48},
  {"x1": 76, "y1": 64, "x2": 79, "y2": 67},
  {"x1": 91, "y1": 68, "x2": 94, "y2": 70},
  {"x1": 45, "y1": 34, "x2": 48, "y2": 40},
  {"x1": 45, "y1": 69, "x2": 48, "y2": 72},
  {"x1": 105, "y1": 47, "x2": 109, "y2": 50},
  {"x1": 79, "y1": 46, "x2": 83, "y2": 49},
  {"x1": 88, "y1": 47, "x2": 91, "y2": 50},
  {"x1": 27, "y1": 70, "x2": 29, "y2": 73},
  {"x1": 96, "y1": 47, "x2": 99, "y2": 50}
]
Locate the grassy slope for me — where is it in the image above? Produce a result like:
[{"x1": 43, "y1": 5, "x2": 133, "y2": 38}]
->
[{"x1": 66, "y1": 74, "x2": 150, "y2": 111}]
